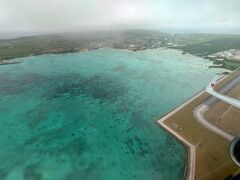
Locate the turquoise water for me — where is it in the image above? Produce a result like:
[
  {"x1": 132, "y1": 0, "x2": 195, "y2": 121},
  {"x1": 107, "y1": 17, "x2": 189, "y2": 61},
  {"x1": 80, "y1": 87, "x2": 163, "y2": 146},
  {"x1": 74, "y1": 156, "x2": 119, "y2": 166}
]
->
[{"x1": 0, "y1": 48, "x2": 225, "y2": 180}]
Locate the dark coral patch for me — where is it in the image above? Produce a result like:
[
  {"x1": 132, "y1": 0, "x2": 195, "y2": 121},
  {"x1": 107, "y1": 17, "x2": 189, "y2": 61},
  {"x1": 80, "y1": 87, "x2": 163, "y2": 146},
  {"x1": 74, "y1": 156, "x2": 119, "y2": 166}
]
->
[
  {"x1": 43, "y1": 74, "x2": 128, "y2": 102},
  {"x1": 23, "y1": 163, "x2": 42, "y2": 180}
]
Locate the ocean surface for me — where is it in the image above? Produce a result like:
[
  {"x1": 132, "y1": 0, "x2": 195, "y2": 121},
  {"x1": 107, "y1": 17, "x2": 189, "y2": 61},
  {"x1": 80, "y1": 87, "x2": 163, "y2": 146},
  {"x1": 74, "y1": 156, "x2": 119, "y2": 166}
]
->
[{"x1": 0, "y1": 48, "x2": 226, "y2": 180}]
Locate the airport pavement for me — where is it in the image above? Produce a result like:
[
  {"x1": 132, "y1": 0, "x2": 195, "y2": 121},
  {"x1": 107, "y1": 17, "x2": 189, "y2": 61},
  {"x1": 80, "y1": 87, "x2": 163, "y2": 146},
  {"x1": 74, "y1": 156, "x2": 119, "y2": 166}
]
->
[{"x1": 193, "y1": 75, "x2": 240, "y2": 142}]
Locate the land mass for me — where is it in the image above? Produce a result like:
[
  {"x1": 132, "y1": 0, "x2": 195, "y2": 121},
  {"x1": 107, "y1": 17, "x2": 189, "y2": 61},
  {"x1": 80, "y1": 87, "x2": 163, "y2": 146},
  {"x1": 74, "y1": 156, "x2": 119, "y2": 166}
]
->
[{"x1": 0, "y1": 30, "x2": 240, "y2": 69}]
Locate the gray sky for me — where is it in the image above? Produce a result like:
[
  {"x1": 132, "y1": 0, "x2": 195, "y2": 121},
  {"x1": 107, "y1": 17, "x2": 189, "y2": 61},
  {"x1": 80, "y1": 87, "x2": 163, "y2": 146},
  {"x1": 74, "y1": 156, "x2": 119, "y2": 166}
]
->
[{"x1": 0, "y1": 0, "x2": 240, "y2": 34}]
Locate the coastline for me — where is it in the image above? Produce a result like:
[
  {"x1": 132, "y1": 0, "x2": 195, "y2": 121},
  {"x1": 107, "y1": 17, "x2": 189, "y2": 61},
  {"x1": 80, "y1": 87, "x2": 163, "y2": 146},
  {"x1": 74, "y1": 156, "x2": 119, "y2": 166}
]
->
[
  {"x1": 157, "y1": 90, "x2": 205, "y2": 180},
  {"x1": 0, "y1": 60, "x2": 22, "y2": 65},
  {"x1": 0, "y1": 47, "x2": 232, "y2": 73}
]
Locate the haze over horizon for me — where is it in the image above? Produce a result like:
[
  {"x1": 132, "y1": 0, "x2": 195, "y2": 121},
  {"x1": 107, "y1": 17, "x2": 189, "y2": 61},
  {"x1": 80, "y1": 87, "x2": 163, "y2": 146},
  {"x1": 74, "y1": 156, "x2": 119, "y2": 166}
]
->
[{"x1": 0, "y1": 0, "x2": 240, "y2": 35}]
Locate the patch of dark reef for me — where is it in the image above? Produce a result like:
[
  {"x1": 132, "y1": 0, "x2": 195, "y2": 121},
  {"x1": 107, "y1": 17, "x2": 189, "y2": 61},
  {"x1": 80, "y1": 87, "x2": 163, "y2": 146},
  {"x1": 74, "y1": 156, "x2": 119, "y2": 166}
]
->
[
  {"x1": 23, "y1": 163, "x2": 42, "y2": 180},
  {"x1": 124, "y1": 135, "x2": 150, "y2": 157},
  {"x1": 0, "y1": 73, "x2": 128, "y2": 103},
  {"x1": 43, "y1": 74, "x2": 128, "y2": 103}
]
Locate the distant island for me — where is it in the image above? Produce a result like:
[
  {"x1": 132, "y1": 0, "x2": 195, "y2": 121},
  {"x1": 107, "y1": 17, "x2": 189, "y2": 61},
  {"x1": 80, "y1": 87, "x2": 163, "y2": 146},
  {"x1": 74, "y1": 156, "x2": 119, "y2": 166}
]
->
[{"x1": 0, "y1": 30, "x2": 240, "y2": 70}]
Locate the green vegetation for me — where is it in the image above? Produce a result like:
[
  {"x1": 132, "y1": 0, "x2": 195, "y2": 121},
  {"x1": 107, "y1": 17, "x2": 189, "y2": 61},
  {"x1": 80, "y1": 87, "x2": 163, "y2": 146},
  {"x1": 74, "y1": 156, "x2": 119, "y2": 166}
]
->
[
  {"x1": 173, "y1": 36, "x2": 240, "y2": 56},
  {"x1": 169, "y1": 33, "x2": 240, "y2": 45},
  {"x1": 0, "y1": 30, "x2": 240, "y2": 61},
  {"x1": 0, "y1": 34, "x2": 87, "y2": 60},
  {"x1": 0, "y1": 30, "x2": 167, "y2": 60}
]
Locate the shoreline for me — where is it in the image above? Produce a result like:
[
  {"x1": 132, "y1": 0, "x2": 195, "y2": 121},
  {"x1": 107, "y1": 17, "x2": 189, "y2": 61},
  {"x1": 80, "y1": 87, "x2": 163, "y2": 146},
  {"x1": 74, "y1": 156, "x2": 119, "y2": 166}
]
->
[
  {"x1": 0, "y1": 47, "x2": 232, "y2": 72},
  {"x1": 157, "y1": 90, "x2": 205, "y2": 180},
  {"x1": 0, "y1": 60, "x2": 22, "y2": 65}
]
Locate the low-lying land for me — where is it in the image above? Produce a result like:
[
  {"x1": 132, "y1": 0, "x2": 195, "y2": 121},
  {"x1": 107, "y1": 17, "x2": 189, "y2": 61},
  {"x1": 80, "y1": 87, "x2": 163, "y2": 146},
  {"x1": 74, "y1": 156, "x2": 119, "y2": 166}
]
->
[{"x1": 0, "y1": 30, "x2": 240, "y2": 69}]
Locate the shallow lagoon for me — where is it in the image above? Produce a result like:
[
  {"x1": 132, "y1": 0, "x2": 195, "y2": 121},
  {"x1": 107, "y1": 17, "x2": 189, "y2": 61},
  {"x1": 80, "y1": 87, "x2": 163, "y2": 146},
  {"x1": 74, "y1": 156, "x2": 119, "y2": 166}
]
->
[{"x1": 0, "y1": 49, "x2": 226, "y2": 179}]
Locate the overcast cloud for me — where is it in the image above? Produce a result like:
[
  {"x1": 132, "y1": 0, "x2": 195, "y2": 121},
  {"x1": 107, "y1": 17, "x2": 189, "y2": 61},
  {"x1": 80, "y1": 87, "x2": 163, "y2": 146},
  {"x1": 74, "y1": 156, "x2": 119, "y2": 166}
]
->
[{"x1": 0, "y1": 0, "x2": 240, "y2": 34}]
